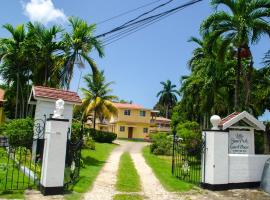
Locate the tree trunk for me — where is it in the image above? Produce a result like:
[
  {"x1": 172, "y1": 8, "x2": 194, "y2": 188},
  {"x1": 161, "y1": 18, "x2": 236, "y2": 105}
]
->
[
  {"x1": 20, "y1": 81, "x2": 25, "y2": 118},
  {"x1": 165, "y1": 104, "x2": 169, "y2": 119},
  {"x1": 26, "y1": 69, "x2": 30, "y2": 117},
  {"x1": 234, "y1": 48, "x2": 241, "y2": 111},
  {"x1": 15, "y1": 72, "x2": 19, "y2": 119},
  {"x1": 245, "y1": 50, "x2": 253, "y2": 108},
  {"x1": 93, "y1": 109, "x2": 96, "y2": 130}
]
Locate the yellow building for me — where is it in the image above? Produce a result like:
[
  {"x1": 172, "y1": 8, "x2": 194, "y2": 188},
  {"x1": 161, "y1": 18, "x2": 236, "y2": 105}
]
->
[
  {"x1": 86, "y1": 102, "x2": 172, "y2": 140},
  {"x1": 150, "y1": 116, "x2": 171, "y2": 133},
  {"x1": 109, "y1": 102, "x2": 152, "y2": 139},
  {"x1": 0, "y1": 89, "x2": 5, "y2": 124}
]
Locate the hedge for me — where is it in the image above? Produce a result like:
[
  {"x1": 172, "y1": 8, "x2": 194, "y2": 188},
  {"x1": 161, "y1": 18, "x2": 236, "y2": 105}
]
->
[{"x1": 87, "y1": 128, "x2": 117, "y2": 143}]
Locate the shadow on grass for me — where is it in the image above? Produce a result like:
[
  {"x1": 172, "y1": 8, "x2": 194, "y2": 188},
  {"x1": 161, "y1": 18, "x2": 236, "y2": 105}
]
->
[
  {"x1": 83, "y1": 156, "x2": 105, "y2": 167},
  {"x1": 0, "y1": 190, "x2": 24, "y2": 199}
]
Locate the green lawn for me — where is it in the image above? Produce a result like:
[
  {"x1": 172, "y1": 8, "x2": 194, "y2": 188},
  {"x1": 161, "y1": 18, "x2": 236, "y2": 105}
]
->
[
  {"x1": 0, "y1": 147, "x2": 32, "y2": 199},
  {"x1": 65, "y1": 142, "x2": 117, "y2": 200},
  {"x1": 142, "y1": 146, "x2": 195, "y2": 192},
  {"x1": 113, "y1": 194, "x2": 143, "y2": 200},
  {"x1": 116, "y1": 152, "x2": 141, "y2": 192}
]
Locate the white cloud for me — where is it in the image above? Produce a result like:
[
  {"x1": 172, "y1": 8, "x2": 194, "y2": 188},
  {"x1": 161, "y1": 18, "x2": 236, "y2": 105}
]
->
[{"x1": 22, "y1": 0, "x2": 67, "y2": 24}]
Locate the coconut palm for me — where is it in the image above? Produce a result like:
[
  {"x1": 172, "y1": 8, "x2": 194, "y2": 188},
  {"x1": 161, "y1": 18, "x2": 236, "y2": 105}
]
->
[
  {"x1": 0, "y1": 24, "x2": 28, "y2": 118},
  {"x1": 201, "y1": 0, "x2": 270, "y2": 110},
  {"x1": 81, "y1": 71, "x2": 118, "y2": 129},
  {"x1": 157, "y1": 80, "x2": 179, "y2": 118},
  {"x1": 61, "y1": 17, "x2": 104, "y2": 89}
]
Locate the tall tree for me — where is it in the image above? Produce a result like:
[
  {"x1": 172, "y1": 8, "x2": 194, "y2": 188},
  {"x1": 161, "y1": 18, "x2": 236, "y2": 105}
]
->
[
  {"x1": 61, "y1": 17, "x2": 104, "y2": 88},
  {"x1": 156, "y1": 80, "x2": 179, "y2": 118},
  {"x1": 201, "y1": 0, "x2": 270, "y2": 110},
  {"x1": 81, "y1": 71, "x2": 118, "y2": 129},
  {"x1": 0, "y1": 24, "x2": 28, "y2": 118},
  {"x1": 26, "y1": 22, "x2": 63, "y2": 87},
  {"x1": 264, "y1": 50, "x2": 270, "y2": 67}
]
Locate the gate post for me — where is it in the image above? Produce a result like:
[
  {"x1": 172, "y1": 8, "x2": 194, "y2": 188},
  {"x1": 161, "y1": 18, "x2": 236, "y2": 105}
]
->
[
  {"x1": 40, "y1": 118, "x2": 69, "y2": 195},
  {"x1": 201, "y1": 115, "x2": 229, "y2": 190},
  {"x1": 40, "y1": 100, "x2": 69, "y2": 195}
]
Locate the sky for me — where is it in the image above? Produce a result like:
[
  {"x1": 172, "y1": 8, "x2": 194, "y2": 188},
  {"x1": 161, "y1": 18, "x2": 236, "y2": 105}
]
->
[{"x1": 0, "y1": 0, "x2": 269, "y2": 119}]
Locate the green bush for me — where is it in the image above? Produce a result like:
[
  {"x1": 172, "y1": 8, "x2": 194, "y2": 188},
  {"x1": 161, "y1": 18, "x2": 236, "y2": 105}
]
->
[
  {"x1": 255, "y1": 130, "x2": 264, "y2": 154},
  {"x1": 87, "y1": 129, "x2": 117, "y2": 143},
  {"x1": 83, "y1": 136, "x2": 95, "y2": 150},
  {"x1": 2, "y1": 117, "x2": 34, "y2": 149},
  {"x1": 71, "y1": 122, "x2": 84, "y2": 142},
  {"x1": 176, "y1": 121, "x2": 202, "y2": 155},
  {"x1": 149, "y1": 132, "x2": 173, "y2": 155}
]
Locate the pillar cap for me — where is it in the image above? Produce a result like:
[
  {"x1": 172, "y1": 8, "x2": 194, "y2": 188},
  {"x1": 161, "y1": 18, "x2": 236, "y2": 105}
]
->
[{"x1": 210, "y1": 115, "x2": 221, "y2": 130}]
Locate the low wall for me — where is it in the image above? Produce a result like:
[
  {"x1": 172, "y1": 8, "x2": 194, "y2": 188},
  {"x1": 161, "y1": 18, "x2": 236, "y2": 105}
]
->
[{"x1": 229, "y1": 154, "x2": 270, "y2": 183}]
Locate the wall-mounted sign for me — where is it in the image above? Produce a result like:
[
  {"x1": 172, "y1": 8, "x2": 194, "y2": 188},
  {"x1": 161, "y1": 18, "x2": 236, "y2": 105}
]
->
[{"x1": 229, "y1": 131, "x2": 251, "y2": 154}]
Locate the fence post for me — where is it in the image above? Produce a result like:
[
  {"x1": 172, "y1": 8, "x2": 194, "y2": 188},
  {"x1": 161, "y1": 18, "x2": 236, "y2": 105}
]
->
[{"x1": 171, "y1": 130, "x2": 176, "y2": 174}]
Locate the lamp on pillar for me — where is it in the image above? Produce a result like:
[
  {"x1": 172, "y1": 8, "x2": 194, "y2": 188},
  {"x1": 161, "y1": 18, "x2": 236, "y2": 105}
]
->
[{"x1": 40, "y1": 99, "x2": 69, "y2": 195}]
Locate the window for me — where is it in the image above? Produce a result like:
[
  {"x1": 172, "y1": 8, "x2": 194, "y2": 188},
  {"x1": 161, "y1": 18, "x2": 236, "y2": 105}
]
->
[
  {"x1": 143, "y1": 128, "x2": 148, "y2": 133},
  {"x1": 120, "y1": 126, "x2": 125, "y2": 132},
  {"x1": 124, "y1": 110, "x2": 131, "y2": 116},
  {"x1": 140, "y1": 110, "x2": 146, "y2": 117}
]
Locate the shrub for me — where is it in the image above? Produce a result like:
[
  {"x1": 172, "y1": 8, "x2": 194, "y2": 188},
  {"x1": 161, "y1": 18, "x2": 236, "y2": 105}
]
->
[
  {"x1": 149, "y1": 132, "x2": 173, "y2": 155},
  {"x1": 83, "y1": 136, "x2": 95, "y2": 150},
  {"x1": 2, "y1": 117, "x2": 34, "y2": 149},
  {"x1": 176, "y1": 121, "x2": 202, "y2": 155},
  {"x1": 87, "y1": 129, "x2": 117, "y2": 143},
  {"x1": 71, "y1": 122, "x2": 83, "y2": 142}
]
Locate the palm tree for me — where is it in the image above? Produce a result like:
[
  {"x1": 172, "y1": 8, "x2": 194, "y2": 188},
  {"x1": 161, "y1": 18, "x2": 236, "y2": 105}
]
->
[
  {"x1": 156, "y1": 80, "x2": 179, "y2": 118},
  {"x1": 263, "y1": 50, "x2": 270, "y2": 67},
  {"x1": 26, "y1": 22, "x2": 63, "y2": 87},
  {"x1": 0, "y1": 24, "x2": 27, "y2": 118},
  {"x1": 201, "y1": 0, "x2": 270, "y2": 110},
  {"x1": 61, "y1": 17, "x2": 104, "y2": 89},
  {"x1": 81, "y1": 71, "x2": 117, "y2": 129}
]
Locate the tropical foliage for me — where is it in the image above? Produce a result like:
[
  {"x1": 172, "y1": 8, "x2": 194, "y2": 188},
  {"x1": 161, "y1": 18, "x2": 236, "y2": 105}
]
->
[
  {"x1": 200, "y1": 0, "x2": 270, "y2": 110},
  {"x1": 80, "y1": 70, "x2": 118, "y2": 129},
  {"x1": 172, "y1": 0, "x2": 270, "y2": 129},
  {"x1": 156, "y1": 80, "x2": 179, "y2": 119},
  {"x1": 0, "y1": 17, "x2": 103, "y2": 119}
]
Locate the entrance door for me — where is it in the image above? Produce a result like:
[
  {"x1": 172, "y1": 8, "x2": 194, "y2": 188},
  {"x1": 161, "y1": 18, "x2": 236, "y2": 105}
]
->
[{"x1": 128, "y1": 127, "x2": 133, "y2": 139}]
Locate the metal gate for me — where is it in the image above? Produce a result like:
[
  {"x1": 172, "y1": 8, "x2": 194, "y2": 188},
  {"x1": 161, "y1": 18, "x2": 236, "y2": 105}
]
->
[
  {"x1": 172, "y1": 132, "x2": 206, "y2": 185},
  {"x1": 64, "y1": 126, "x2": 83, "y2": 190},
  {"x1": 0, "y1": 119, "x2": 45, "y2": 191}
]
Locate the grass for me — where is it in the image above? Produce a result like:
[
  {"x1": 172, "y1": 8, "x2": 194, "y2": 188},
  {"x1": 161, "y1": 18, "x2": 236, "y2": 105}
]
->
[
  {"x1": 113, "y1": 194, "x2": 143, "y2": 200},
  {"x1": 142, "y1": 146, "x2": 195, "y2": 192},
  {"x1": 116, "y1": 152, "x2": 141, "y2": 192},
  {"x1": 0, "y1": 147, "x2": 36, "y2": 199},
  {"x1": 65, "y1": 142, "x2": 117, "y2": 200}
]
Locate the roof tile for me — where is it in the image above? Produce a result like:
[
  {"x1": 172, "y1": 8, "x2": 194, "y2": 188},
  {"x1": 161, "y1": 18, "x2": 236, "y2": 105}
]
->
[
  {"x1": 33, "y1": 86, "x2": 81, "y2": 104},
  {"x1": 0, "y1": 89, "x2": 4, "y2": 102},
  {"x1": 112, "y1": 102, "x2": 143, "y2": 109},
  {"x1": 219, "y1": 112, "x2": 241, "y2": 125}
]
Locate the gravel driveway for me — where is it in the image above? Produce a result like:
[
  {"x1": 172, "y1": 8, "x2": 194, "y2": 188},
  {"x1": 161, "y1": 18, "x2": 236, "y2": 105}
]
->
[{"x1": 24, "y1": 140, "x2": 270, "y2": 200}]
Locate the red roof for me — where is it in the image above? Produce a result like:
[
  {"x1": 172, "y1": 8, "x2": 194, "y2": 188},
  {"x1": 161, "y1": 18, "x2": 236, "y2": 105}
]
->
[
  {"x1": 0, "y1": 89, "x2": 4, "y2": 102},
  {"x1": 155, "y1": 117, "x2": 171, "y2": 122},
  {"x1": 219, "y1": 112, "x2": 241, "y2": 125},
  {"x1": 33, "y1": 86, "x2": 81, "y2": 104},
  {"x1": 112, "y1": 102, "x2": 143, "y2": 109}
]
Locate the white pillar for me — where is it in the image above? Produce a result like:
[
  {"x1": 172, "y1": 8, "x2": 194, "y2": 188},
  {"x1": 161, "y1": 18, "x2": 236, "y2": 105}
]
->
[
  {"x1": 202, "y1": 130, "x2": 229, "y2": 187},
  {"x1": 40, "y1": 118, "x2": 69, "y2": 195},
  {"x1": 201, "y1": 115, "x2": 229, "y2": 190}
]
